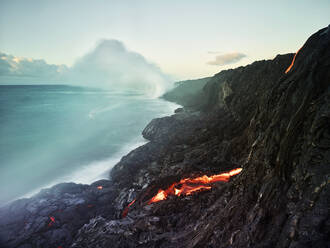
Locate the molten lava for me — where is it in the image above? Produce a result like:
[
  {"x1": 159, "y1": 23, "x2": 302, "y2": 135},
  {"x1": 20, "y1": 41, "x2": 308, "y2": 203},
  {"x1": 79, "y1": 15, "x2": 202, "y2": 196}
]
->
[
  {"x1": 285, "y1": 47, "x2": 301, "y2": 73},
  {"x1": 48, "y1": 216, "x2": 55, "y2": 227},
  {"x1": 122, "y1": 199, "x2": 136, "y2": 218},
  {"x1": 148, "y1": 168, "x2": 242, "y2": 204},
  {"x1": 121, "y1": 168, "x2": 242, "y2": 217}
]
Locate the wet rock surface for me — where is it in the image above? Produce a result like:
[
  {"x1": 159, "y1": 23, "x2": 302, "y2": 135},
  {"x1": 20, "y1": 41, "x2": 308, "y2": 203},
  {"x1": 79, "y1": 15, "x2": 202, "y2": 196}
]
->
[
  {"x1": 0, "y1": 180, "x2": 117, "y2": 248},
  {"x1": 1, "y1": 26, "x2": 329, "y2": 248}
]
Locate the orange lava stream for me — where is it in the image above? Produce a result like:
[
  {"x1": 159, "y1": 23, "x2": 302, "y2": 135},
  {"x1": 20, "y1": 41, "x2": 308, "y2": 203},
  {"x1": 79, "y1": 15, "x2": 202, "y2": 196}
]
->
[
  {"x1": 285, "y1": 48, "x2": 302, "y2": 74},
  {"x1": 48, "y1": 216, "x2": 55, "y2": 227},
  {"x1": 148, "y1": 168, "x2": 242, "y2": 204},
  {"x1": 121, "y1": 168, "x2": 242, "y2": 217},
  {"x1": 122, "y1": 199, "x2": 136, "y2": 218}
]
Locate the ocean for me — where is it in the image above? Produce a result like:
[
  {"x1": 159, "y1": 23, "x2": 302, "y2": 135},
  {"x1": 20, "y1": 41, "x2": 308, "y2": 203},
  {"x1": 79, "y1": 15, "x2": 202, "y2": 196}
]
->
[{"x1": 0, "y1": 85, "x2": 178, "y2": 205}]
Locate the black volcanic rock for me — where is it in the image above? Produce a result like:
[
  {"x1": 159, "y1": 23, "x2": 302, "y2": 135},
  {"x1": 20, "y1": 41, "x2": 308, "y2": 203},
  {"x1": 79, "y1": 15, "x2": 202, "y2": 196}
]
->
[
  {"x1": 142, "y1": 111, "x2": 202, "y2": 143},
  {"x1": 73, "y1": 26, "x2": 330, "y2": 247},
  {"x1": 0, "y1": 180, "x2": 117, "y2": 248},
  {"x1": 162, "y1": 77, "x2": 211, "y2": 108},
  {"x1": 1, "y1": 26, "x2": 329, "y2": 248}
]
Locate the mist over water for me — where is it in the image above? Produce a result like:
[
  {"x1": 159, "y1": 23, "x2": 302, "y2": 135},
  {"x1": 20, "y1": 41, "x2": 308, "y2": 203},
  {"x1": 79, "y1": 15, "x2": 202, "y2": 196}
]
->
[{"x1": 0, "y1": 85, "x2": 179, "y2": 205}]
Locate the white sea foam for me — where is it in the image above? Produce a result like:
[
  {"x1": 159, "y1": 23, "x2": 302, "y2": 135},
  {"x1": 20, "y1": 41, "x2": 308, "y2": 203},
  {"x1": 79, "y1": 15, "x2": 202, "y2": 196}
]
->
[
  {"x1": 22, "y1": 137, "x2": 147, "y2": 199},
  {"x1": 63, "y1": 138, "x2": 147, "y2": 184}
]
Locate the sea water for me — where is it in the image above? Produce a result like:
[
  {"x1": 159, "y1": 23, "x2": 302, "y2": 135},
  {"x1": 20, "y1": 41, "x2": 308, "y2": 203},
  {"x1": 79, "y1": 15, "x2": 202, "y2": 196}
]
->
[{"x1": 0, "y1": 85, "x2": 178, "y2": 205}]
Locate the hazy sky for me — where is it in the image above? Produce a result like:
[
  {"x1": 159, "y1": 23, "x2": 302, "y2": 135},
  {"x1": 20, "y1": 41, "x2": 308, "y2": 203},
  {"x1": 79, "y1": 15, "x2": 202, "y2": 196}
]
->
[{"x1": 0, "y1": 0, "x2": 329, "y2": 80}]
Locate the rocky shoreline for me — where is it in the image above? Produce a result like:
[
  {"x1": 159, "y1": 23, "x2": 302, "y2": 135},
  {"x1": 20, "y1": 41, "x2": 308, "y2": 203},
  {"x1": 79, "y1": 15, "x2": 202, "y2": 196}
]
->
[{"x1": 1, "y1": 26, "x2": 329, "y2": 248}]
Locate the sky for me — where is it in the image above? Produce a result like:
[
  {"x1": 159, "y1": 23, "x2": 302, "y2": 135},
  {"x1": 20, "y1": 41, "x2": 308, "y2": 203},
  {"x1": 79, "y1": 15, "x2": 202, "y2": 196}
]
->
[{"x1": 0, "y1": 0, "x2": 329, "y2": 81}]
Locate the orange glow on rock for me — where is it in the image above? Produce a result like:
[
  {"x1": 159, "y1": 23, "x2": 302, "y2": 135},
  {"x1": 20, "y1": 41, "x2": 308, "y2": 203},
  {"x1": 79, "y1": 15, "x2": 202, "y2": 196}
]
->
[
  {"x1": 177, "y1": 184, "x2": 212, "y2": 196},
  {"x1": 229, "y1": 167, "x2": 243, "y2": 176},
  {"x1": 150, "y1": 190, "x2": 167, "y2": 202},
  {"x1": 48, "y1": 216, "x2": 55, "y2": 227},
  {"x1": 148, "y1": 168, "x2": 242, "y2": 204},
  {"x1": 285, "y1": 48, "x2": 301, "y2": 74},
  {"x1": 97, "y1": 186, "x2": 103, "y2": 190},
  {"x1": 122, "y1": 199, "x2": 136, "y2": 218},
  {"x1": 121, "y1": 168, "x2": 242, "y2": 217}
]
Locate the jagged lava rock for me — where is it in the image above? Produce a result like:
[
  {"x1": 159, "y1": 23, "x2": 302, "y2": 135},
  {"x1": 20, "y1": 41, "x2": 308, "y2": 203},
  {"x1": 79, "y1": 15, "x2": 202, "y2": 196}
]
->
[{"x1": 74, "y1": 25, "x2": 330, "y2": 248}]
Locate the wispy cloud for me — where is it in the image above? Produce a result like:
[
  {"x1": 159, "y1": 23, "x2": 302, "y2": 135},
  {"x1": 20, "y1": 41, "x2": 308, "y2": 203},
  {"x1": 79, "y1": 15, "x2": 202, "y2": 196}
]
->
[{"x1": 207, "y1": 52, "x2": 246, "y2": 66}]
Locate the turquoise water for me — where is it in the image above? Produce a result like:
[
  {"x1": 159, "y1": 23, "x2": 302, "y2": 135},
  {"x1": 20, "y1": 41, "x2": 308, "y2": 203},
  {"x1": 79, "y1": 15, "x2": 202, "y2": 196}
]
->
[{"x1": 0, "y1": 85, "x2": 178, "y2": 205}]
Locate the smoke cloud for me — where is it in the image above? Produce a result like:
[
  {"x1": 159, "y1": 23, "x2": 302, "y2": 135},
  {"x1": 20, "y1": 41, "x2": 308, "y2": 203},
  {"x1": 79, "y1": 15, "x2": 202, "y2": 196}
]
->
[
  {"x1": 207, "y1": 52, "x2": 246, "y2": 66},
  {"x1": 0, "y1": 40, "x2": 171, "y2": 97}
]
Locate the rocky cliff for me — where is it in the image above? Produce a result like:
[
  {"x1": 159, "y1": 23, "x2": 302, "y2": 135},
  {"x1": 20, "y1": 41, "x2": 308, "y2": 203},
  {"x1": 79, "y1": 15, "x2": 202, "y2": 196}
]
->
[
  {"x1": 162, "y1": 77, "x2": 211, "y2": 108},
  {"x1": 0, "y1": 26, "x2": 329, "y2": 248}
]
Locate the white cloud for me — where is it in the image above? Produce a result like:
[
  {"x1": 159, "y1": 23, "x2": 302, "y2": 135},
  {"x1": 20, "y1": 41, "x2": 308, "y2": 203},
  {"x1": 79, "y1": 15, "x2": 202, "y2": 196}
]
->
[
  {"x1": 0, "y1": 52, "x2": 68, "y2": 82},
  {"x1": 207, "y1": 52, "x2": 246, "y2": 66},
  {"x1": 0, "y1": 40, "x2": 171, "y2": 97}
]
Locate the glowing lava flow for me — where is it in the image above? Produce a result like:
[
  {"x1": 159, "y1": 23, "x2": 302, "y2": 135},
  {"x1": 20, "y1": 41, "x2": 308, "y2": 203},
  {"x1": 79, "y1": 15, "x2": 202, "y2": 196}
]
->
[
  {"x1": 122, "y1": 199, "x2": 136, "y2": 218},
  {"x1": 121, "y1": 168, "x2": 242, "y2": 217},
  {"x1": 148, "y1": 168, "x2": 242, "y2": 204},
  {"x1": 285, "y1": 47, "x2": 302, "y2": 73},
  {"x1": 48, "y1": 216, "x2": 55, "y2": 227}
]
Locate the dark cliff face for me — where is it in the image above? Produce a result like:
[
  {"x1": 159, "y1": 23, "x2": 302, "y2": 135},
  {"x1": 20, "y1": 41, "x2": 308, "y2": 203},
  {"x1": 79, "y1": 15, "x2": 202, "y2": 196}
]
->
[
  {"x1": 1, "y1": 26, "x2": 329, "y2": 248},
  {"x1": 162, "y1": 77, "x2": 211, "y2": 108},
  {"x1": 95, "y1": 26, "x2": 330, "y2": 247}
]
